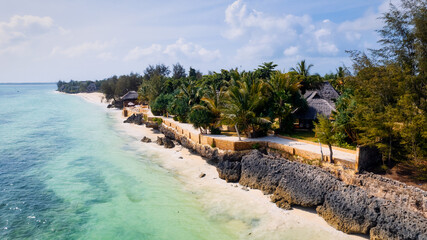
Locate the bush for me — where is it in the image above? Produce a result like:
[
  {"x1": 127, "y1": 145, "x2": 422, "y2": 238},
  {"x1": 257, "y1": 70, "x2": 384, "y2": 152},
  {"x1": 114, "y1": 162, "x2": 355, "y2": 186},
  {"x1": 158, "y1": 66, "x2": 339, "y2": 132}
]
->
[
  {"x1": 188, "y1": 108, "x2": 215, "y2": 133},
  {"x1": 251, "y1": 143, "x2": 261, "y2": 149},
  {"x1": 210, "y1": 127, "x2": 221, "y2": 135},
  {"x1": 151, "y1": 94, "x2": 173, "y2": 116},
  {"x1": 152, "y1": 117, "x2": 163, "y2": 125},
  {"x1": 168, "y1": 96, "x2": 190, "y2": 122}
]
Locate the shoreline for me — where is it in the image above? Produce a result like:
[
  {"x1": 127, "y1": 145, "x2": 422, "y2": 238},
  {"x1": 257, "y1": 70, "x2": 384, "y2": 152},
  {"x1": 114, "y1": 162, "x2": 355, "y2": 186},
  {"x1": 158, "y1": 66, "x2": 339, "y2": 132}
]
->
[{"x1": 74, "y1": 92, "x2": 368, "y2": 239}]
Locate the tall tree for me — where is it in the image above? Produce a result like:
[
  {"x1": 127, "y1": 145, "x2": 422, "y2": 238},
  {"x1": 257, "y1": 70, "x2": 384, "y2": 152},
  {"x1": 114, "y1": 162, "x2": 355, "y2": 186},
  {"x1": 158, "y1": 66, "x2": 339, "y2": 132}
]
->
[
  {"x1": 256, "y1": 62, "x2": 278, "y2": 80},
  {"x1": 143, "y1": 64, "x2": 170, "y2": 80},
  {"x1": 290, "y1": 60, "x2": 322, "y2": 93},
  {"x1": 372, "y1": 0, "x2": 427, "y2": 75},
  {"x1": 266, "y1": 71, "x2": 303, "y2": 133},
  {"x1": 221, "y1": 72, "x2": 270, "y2": 139},
  {"x1": 172, "y1": 63, "x2": 186, "y2": 79},
  {"x1": 314, "y1": 114, "x2": 335, "y2": 163},
  {"x1": 290, "y1": 60, "x2": 313, "y2": 77}
]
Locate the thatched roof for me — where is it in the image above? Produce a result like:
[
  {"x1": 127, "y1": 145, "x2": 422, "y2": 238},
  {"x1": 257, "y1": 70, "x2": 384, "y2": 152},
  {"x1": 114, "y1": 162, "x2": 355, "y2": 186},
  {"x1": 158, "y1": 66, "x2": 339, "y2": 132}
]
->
[
  {"x1": 303, "y1": 82, "x2": 339, "y2": 104},
  {"x1": 121, "y1": 91, "x2": 138, "y2": 101},
  {"x1": 295, "y1": 82, "x2": 339, "y2": 120}
]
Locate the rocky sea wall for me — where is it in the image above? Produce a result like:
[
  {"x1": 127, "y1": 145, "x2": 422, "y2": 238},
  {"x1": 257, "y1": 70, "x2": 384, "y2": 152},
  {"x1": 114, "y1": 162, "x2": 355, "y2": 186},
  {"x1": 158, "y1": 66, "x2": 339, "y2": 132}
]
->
[{"x1": 155, "y1": 123, "x2": 427, "y2": 239}]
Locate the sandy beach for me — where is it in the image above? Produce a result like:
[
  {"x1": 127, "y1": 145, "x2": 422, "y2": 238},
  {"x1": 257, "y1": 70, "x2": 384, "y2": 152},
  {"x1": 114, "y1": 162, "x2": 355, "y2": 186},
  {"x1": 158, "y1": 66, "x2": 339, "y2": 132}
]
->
[{"x1": 75, "y1": 92, "x2": 367, "y2": 240}]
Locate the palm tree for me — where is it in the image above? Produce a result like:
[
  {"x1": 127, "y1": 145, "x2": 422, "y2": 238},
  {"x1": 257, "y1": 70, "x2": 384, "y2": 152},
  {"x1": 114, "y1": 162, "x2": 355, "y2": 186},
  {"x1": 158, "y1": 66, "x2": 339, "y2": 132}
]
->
[
  {"x1": 266, "y1": 71, "x2": 302, "y2": 132},
  {"x1": 193, "y1": 81, "x2": 227, "y2": 131},
  {"x1": 290, "y1": 60, "x2": 322, "y2": 93},
  {"x1": 221, "y1": 72, "x2": 270, "y2": 140},
  {"x1": 290, "y1": 60, "x2": 313, "y2": 77},
  {"x1": 179, "y1": 77, "x2": 200, "y2": 106},
  {"x1": 256, "y1": 62, "x2": 278, "y2": 80}
]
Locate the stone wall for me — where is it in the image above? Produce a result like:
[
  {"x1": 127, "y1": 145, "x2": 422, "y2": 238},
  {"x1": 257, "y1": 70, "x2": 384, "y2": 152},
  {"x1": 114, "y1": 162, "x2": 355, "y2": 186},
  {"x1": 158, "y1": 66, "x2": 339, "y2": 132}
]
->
[
  {"x1": 356, "y1": 145, "x2": 382, "y2": 172},
  {"x1": 143, "y1": 115, "x2": 363, "y2": 169}
]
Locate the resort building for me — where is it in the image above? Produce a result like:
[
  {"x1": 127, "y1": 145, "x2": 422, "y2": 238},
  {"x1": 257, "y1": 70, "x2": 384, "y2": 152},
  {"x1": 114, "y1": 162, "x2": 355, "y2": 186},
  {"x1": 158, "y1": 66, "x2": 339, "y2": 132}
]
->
[{"x1": 294, "y1": 82, "x2": 340, "y2": 129}]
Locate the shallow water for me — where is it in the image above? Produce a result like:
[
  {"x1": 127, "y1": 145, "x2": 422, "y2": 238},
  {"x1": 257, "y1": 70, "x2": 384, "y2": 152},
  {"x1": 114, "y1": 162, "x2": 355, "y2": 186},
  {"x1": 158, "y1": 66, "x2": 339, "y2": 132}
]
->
[{"x1": 0, "y1": 84, "x2": 359, "y2": 239}]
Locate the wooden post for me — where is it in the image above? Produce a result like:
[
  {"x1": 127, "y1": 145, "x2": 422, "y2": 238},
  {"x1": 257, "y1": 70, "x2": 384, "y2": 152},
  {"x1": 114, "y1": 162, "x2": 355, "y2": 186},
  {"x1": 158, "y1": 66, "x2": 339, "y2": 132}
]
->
[{"x1": 319, "y1": 140, "x2": 324, "y2": 161}]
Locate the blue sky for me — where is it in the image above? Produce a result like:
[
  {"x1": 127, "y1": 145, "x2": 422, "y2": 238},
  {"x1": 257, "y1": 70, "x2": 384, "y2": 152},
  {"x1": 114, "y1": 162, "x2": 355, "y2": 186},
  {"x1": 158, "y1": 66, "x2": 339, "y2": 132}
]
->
[{"x1": 0, "y1": 0, "x2": 394, "y2": 82}]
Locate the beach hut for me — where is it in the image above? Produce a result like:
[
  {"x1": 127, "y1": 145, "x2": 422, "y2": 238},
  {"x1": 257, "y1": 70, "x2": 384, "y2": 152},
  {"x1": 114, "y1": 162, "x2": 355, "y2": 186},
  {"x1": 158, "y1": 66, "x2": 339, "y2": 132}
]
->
[
  {"x1": 294, "y1": 82, "x2": 339, "y2": 129},
  {"x1": 121, "y1": 91, "x2": 139, "y2": 108}
]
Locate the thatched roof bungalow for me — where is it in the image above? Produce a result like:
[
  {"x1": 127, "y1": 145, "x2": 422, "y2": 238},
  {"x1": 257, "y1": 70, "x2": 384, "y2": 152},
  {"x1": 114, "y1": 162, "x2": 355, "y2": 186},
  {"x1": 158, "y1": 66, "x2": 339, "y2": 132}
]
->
[
  {"x1": 121, "y1": 91, "x2": 138, "y2": 108},
  {"x1": 294, "y1": 82, "x2": 339, "y2": 128}
]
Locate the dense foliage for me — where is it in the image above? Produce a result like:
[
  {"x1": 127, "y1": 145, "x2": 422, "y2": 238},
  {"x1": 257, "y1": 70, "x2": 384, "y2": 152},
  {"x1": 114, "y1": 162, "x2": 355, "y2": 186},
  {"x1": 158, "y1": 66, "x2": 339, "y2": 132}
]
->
[
  {"x1": 57, "y1": 0, "x2": 425, "y2": 180},
  {"x1": 57, "y1": 80, "x2": 102, "y2": 93},
  {"x1": 323, "y1": 0, "x2": 426, "y2": 178}
]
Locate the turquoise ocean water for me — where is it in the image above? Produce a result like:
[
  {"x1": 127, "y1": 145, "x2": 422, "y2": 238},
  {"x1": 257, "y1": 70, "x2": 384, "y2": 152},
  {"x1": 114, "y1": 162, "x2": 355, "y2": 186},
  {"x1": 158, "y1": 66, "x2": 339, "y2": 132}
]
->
[
  {"x1": 0, "y1": 84, "x2": 359, "y2": 240},
  {"x1": 1, "y1": 84, "x2": 243, "y2": 239}
]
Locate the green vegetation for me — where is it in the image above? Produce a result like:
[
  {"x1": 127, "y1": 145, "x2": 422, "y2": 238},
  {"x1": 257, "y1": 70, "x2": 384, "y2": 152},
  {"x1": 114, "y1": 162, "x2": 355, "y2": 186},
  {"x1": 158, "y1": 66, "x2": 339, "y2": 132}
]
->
[
  {"x1": 57, "y1": 80, "x2": 102, "y2": 93},
  {"x1": 58, "y1": 0, "x2": 425, "y2": 180},
  {"x1": 318, "y1": 0, "x2": 426, "y2": 179},
  {"x1": 152, "y1": 117, "x2": 163, "y2": 125},
  {"x1": 314, "y1": 114, "x2": 336, "y2": 162}
]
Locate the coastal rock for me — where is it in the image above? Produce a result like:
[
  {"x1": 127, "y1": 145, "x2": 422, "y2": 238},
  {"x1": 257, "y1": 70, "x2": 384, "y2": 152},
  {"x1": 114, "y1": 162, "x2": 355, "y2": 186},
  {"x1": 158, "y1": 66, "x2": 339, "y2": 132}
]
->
[
  {"x1": 239, "y1": 150, "x2": 286, "y2": 194},
  {"x1": 370, "y1": 203, "x2": 427, "y2": 240},
  {"x1": 219, "y1": 150, "x2": 250, "y2": 163},
  {"x1": 317, "y1": 185, "x2": 427, "y2": 238},
  {"x1": 146, "y1": 122, "x2": 159, "y2": 129},
  {"x1": 124, "y1": 114, "x2": 144, "y2": 125},
  {"x1": 195, "y1": 144, "x2": 219, "y2": 160},
  {"x1": 156, "y1": 137, "x2": 164, "y2": 145},
  {"x1": 239, "y1": 150, "x2": 342, "y2": 207},
  {"x1": 272, "y1": 161, "x2": 342, "y2": 207},
  {"x1": 271, "y1": 194, "x2": 292, "y2": 210},
  {"x1": 141, "y1": 136, "x2": 151, "y2": 143},
  {"x1": 162, "y1": 137, "x2": 175, "y2": 148},
  {"x1": 160, "y1": 125, "x2": 176, "y2": 139},
  {"x1": 150, "y1": 121, "x2": 427, "y2": 240},
  {"x1": 349, "y1": 172, "x2": 427, "y2": 218},
  {"x1": 316, "y1": 185, "x2": 380, "y2": 234},
  {"x1": 108, "y1": 99, "x2": 122, "y2": 109},
  {"x1": 217, "y1": 161, "x2": 241, "y2": 182}
]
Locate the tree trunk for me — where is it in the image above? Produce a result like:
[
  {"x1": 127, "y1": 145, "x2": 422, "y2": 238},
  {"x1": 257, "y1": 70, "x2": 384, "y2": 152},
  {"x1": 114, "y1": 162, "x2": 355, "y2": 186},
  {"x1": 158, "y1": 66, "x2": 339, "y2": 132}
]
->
[
  {"x1": 328, "y1": 144, "x2": 333, "y2": 163},
  {"x1": 388, "y1": 135, "x2": 392, "y2": 165},
  {"x1": 235, "y1": 124, "x2": 241, "y2": 141},
  {"x1": 319, "y1": 140, "x2": 324, "y2": 162}
]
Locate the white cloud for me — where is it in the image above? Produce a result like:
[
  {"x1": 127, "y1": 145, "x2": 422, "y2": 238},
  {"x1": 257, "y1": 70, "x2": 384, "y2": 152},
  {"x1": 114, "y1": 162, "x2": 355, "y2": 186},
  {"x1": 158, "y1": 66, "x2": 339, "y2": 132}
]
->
[
  {"x1": 124, "y1": 38, "x2": 220, "y2": 62},
  {"x1": 223, "y1": 0, "x2": 310, "y2": 40},
  {"x1": 337, "y1": 0, "x2": 400, "y2": 40},
  {"x1": 223, "y1": 0, "x2": 400, "y2": 61},
  {"x1": 314, "y1": 28, "x2": 338, "y2": 54},
  {"x1": 97, "y1": 52, "x2": 114, "y2": 61},
  {"x1": 338, "y1": 10, "x2": 381, "y2": 32},
  {"x1": 124, "y1": 44, "x2": 162, "y2": 61},
  {"x1": 0, "y1": 15, "x2": 56, "y2": 46},
  {"x1": 284, "y1": 46, "x2": 298, "y2": 56},
  {"x1": 163, "y1": 38, "x2": 221, "y2": 61},
  {"x1": 51, "y1": 41, "x2": 112, "y2": 58},
  {"x1": 224, "y1": 0, "x2": 340, "y2": 59}
]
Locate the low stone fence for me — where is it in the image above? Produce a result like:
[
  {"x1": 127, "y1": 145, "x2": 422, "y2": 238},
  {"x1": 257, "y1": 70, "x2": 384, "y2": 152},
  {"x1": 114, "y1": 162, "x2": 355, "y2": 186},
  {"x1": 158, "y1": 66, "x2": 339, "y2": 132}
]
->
[{"x1": 137, "y1": 113, "x2": 381, "y2": 172}]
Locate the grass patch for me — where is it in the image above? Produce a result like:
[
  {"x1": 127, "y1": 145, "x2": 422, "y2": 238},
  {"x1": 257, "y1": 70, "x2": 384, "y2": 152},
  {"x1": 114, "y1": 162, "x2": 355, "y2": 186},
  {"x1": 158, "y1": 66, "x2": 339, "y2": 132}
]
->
[
  {"x1": 280, "y1": 130, "x2": 357, "y2": 150},
  {"x1": 281, "y1": 130, "x2": 318, "y2": 142}
]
